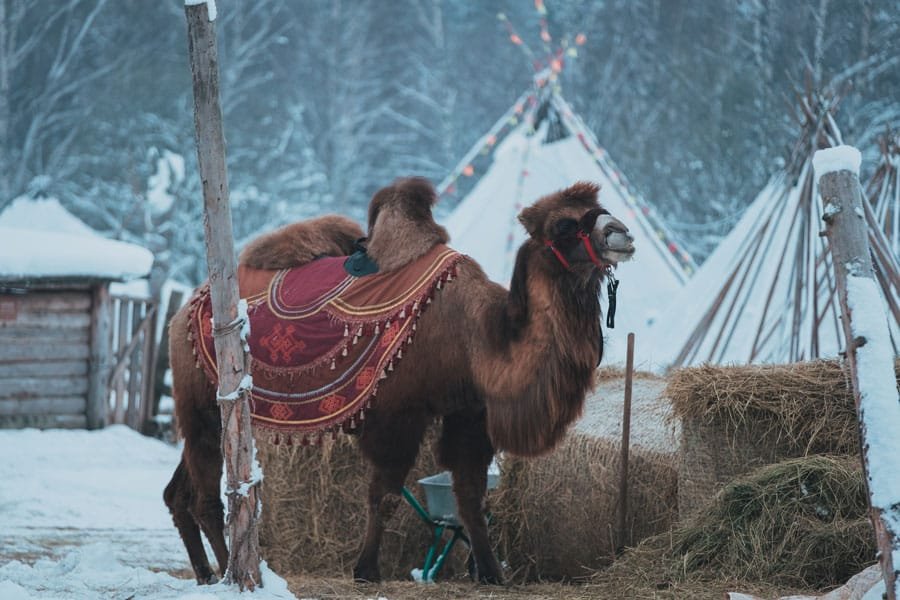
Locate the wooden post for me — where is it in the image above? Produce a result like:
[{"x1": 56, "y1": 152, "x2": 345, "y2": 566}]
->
[
  {"x1": 185, "y1": 2, "x2": 261, "y2": 590},
  {"x1": 138, "y1": 301, "x2": 158, "y2": 432},
  {"x1": 86, "y1": 284, "x2": 111, "y2": 429},
  {"x1": 125, "y1": 301, "x2": 143, "y2": 429},
  {"x1": 616, "y1": 332, "x2": 635, "y2": 551},
  {"x1": 816, "y1": 146, "x2": 900, "y2": 600}
]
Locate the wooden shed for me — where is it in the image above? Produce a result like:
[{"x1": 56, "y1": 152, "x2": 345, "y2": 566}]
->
[{"x1": 0, "y1": 197, "x2": 155, "y2": 430}]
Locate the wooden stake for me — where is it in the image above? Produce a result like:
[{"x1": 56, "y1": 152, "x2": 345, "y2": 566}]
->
[
  {"x1": 184, "y1": 3, "x2": 261, "y2": 590},
  {"x1": 616, "y1": 332, "x2": 635, "y2": 551},
  {"x1": 819, "y1": 156, "x2": 900, "y2": 600}
]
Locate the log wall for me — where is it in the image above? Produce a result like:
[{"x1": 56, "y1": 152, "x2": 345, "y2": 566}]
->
[{"x1": 0, "y1": 290, "x2": 92, "y2": 428}]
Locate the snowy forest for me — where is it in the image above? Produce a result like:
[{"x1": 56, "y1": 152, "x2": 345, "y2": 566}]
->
[{"x1": 3, "y1": 0, "x2": 900, "y2": 289}]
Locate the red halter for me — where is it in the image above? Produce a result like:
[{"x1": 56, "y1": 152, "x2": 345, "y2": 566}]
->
[{"x1": 545, "y1": 230, "x2": 606, "y2": 270}]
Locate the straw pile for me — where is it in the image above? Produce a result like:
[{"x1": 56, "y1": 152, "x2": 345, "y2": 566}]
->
[
  {"x1": 491, "y1": 433, "x2": 678, "y2": 582},
  {"x1": 668, "y1": 360, "x2": 866, "y2": 519},
  {"x1": 589, "y1": 455, "x2": 874, "y2": 596},
  {"x1": 257, "y1": 427, "x2": 467, "y2": 580},
  {"x1": 672, "y1": 454, "x2": 874, "y2": 588}
]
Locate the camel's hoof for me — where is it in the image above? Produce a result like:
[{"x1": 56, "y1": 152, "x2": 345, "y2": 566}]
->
[
  {"x1": 352, "y1": 565, "x2": 381, "y2": 583},
  {"x1": 196, "y1": 572, "x2": 218, "y2": 585},
  {"x1": 477, "y1": 572, "x2": 503, "y2": 585}
]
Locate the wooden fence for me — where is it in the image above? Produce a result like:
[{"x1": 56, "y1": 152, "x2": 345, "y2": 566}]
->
[{"x1": 107, "y1": 293, "x2": 158, "y2": 430}]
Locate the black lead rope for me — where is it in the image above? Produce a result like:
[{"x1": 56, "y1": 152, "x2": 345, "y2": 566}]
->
[{"x1": 606, "y1": 272, "x2": 619, "y2": 329}]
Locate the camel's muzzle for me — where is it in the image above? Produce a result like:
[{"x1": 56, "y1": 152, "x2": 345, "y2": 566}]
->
[{"x1": 596, "y1": 215, "x2": 635, "y2": 264}]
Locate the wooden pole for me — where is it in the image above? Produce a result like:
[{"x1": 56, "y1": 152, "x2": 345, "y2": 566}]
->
[
  {"x1": 817, "y1": 146, "x2": 900, "y2": 600},
  {"x1": 86, "y1": 284, "x2": 111, "y2": 429},
  {"x1": 616, "y1": 332, "x2": 635, "y2": 551},
  {"x1": 184, "y1": 2, "x2": 261, "y2": 590}
]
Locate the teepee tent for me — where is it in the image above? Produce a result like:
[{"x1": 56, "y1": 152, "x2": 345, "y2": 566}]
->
[
  {"x1": 867, "y1": 132, "x2": 900, "y2": 259},
  {"x1": 640, "y1": 92, "x2": 900, "y2": 369},
  {"x1": 438, "y1": 78, "x2": 695, "y2": 364}
]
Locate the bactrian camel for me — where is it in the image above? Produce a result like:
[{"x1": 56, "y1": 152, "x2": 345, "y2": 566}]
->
[{"x1": 164, "y1": 177, "x2": 635, "y2": 585}]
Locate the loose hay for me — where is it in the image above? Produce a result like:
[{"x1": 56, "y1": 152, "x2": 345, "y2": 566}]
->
[
  {"x1": 589, "y1": 455, "x2": 874, "y2": 597},
  {"x1": 668, "y1": 360, "x2": 871, "y2": 518},
  {"x1": 670, "y1": 454, "x2": 874, "y2": 589},
  {"x1": 491, "y1": 433, "x2": 678, "y2": 582},
  {"x1": 257, "y1": 428, "x2": 467, "y2": 580}
]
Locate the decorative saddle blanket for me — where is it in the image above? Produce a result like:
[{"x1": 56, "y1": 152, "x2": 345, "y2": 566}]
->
[{"x1": 189, "y1": 244, "x2": 463, "y2": 443}]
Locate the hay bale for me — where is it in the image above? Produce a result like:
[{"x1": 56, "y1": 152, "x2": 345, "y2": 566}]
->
[
  {"x1": 257, "y1": 428, "x2": 467, "y2": 580},
  {"x1": 670, "y1": 454, "x2": 874, "y2": 589},
  {"x1": 491, "y1": 433, "x2": 678, "y2": 582},
  {"x1": 669, "y1": 360, "x2": 867, "y2": 519}
]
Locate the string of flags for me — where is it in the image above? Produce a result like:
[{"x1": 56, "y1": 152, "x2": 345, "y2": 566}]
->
[{"x1": 438, "y1": 2, "x2": 696, "y2": 279}]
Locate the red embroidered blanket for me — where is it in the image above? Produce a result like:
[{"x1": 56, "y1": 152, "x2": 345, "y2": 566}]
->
[{"x1": 189, "y1": 244, "x2": 463, "y2": 442}]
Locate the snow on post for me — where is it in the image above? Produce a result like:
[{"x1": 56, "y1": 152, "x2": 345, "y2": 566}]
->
[
  {"x1": 815, "y1": 145, "x2": 900, "y2": 600},
  {"x1": 184, "y1": 1, "x2": 261, "y2": 591},
  {"x1": 184, "y1": 0, "x2": 217, "y2": 21}
]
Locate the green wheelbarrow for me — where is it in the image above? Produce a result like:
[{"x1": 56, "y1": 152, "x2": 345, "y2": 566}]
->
[{"x1": 402, "y1": 470, "x2": 500, "y2": 583}]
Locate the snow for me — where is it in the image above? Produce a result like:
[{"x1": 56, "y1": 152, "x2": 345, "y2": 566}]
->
[
  {"x1": 217, "y1": 374, "x2": 254, "y2": 401},
  {"x1": 110, "y1": 278, "x2": 152, "y2": 298},
  {"x1": 147, "y1": 150, "x2": 184, "y2": 214},
  {"x1": 813, "y1": 145, "x2": 862, "y2": 183},
  {"x1": 576, "y1": 372, "x2": 677, "y2": 454},
  {"x1": 0, "y1": 197, "x2": 153, "y2": 281},
  {"x1": 0, "y1": 426, "x2": 296, "y2": 599},
  {"x1": 442, "y1": 105, "x2": 687, "y2": 365},
  {"x1": 185, "y1": 0, "x2": 217, "y2": 21},
  {"x1": 846, "y1": 272, "x2": 900, "y2": 571}
]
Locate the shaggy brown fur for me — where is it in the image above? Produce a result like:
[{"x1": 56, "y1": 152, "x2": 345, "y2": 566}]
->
[
  {"x1": 164, "y1": 177, "x2": 634, "y2": 586},
  {"x1": 239, "y1": 215, "x2": 363, "y2": 270},
  {"x1": 365, "y1": 177, "x2": 449, "y2": 272}
]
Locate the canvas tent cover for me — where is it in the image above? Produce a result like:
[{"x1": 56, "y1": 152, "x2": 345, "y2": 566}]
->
[{"x1": 441, "y1": 93, "x2": 694, "y2": 364}]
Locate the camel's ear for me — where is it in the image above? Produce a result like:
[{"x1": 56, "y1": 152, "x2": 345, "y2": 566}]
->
[{"x1": 518, "y1": 205, "x2": 544, "y2": 238}]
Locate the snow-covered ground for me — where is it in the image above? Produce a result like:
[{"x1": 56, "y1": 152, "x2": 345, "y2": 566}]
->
[{"x1": 0, "y1": 426, "x2": 295, "y2": 600}]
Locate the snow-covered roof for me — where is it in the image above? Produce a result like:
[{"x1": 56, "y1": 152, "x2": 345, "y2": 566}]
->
[{"x1": 0, "y1": 196, "x2": 153, "y2": 282}]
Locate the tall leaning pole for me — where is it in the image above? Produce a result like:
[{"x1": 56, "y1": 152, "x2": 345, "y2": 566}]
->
[
  {"x1": 815, "y1": 145, "x2": 900, "y2": 600},
  {"x1": 184, "y1": 1, "x2": 262, "y2": 590}
]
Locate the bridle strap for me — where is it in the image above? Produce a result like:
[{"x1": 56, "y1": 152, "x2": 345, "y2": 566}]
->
[
  {"x1": 546, "y1": 230, "x2": 606, "y2": 270},
  {"x1": 544, "y1": 240, "x2": 571, "y2": 269},
  {"x1": 577, "y1": 230, "x2": 605, "y2": 268}
]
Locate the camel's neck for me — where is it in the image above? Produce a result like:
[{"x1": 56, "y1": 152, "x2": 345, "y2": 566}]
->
[{"x1": 475, "y1": 243, "x2": 602, "y2": 457}]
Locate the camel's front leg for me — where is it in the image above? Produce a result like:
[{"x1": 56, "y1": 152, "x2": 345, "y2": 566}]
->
[{"x1": 439, "y1": 411, "x2": 502, "y2": 584}]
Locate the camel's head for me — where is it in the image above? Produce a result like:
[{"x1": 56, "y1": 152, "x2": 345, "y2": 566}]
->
[{"x1": 518, "y1": 181, "x2": 635, "y2": 274}]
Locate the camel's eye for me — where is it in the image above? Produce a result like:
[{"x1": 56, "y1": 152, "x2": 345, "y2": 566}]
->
[{"x1": 552, "y1": 218, "x2": 578, "y2": 239}]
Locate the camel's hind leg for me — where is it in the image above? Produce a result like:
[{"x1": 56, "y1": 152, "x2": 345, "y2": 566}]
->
[
  {"x1": 183, "y1": 406, "x2": 230, "y2": 578},
  {"x1": 167, "y1": 303, "x2": 229, "y2": 582},
  {"x1": 439, "y1": 410, "x2": 502, "y2": 584},
  {"x1": 164, "y1": 458, "x2": 218, "y2": 584},
  {"x1": 354, "y1": 409, "x2": 428, "y2": 582}
]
